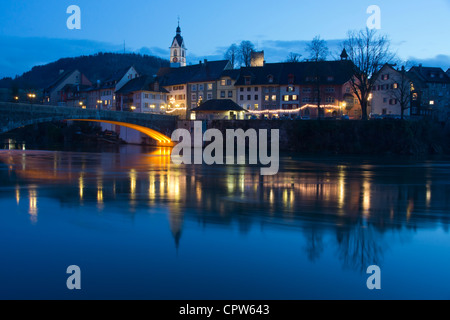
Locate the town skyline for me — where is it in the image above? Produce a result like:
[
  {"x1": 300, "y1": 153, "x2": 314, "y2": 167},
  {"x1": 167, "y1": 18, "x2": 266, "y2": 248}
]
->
[{"x1": 1, "y1": 0, "x2": 449, "y2": 78}]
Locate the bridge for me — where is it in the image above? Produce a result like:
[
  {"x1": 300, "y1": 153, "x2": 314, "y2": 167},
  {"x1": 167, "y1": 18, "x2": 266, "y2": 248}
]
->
[{"x1": 0, "y1": 102, "x2": 177, "y2": 145}]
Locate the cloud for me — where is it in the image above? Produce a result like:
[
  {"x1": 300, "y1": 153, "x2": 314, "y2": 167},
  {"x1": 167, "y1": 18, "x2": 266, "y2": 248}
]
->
[
  {"x1": 0, "y1": 36, "x2": 123, "y2": 78},
  {"x1": 407, "y1": 54, "x2": 450, "y2": 70}
]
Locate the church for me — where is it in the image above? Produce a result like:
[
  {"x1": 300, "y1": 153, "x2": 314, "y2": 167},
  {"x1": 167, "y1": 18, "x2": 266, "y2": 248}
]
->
[{"x1": 169, "y1": 22, "x2": 187, "y2": 68}]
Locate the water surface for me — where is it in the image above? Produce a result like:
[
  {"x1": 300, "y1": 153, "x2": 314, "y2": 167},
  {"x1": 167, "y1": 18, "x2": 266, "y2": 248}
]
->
[{"x1": 0, "y1": 145, "x2": 449, "y2": 299}]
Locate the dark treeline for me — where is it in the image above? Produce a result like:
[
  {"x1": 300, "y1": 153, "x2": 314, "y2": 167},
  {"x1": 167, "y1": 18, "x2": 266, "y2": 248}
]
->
[{"x1": 0, "y1": 52, "x2": 169, "y2": 90}]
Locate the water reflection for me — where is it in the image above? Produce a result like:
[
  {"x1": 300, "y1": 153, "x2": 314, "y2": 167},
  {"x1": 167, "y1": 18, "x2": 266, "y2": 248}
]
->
[{"x1": 1, "y1": 150, "x2": 450, "y2": 273}]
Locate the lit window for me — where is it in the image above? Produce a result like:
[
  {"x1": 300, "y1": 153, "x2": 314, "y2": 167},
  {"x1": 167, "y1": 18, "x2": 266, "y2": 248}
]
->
[
  {"x1": 207, "y1": 83, "x2": 213, "y2": 91},
  {"x1": 430, "y1": 100, "x2": 435, "y2": 105},
  {"x1": 271, "y1": 95, "x2": 277, "y2": 101}
]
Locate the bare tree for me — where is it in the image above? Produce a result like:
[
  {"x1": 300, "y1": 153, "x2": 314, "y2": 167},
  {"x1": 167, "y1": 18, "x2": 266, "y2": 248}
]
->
[
  {"x1": 286, "y1": 52, "x2": 302, "y2": 63},
  {"x1": 238, "y1": 41, "x2": 255, "y2": 67},
  {"x1": 343, "y1": 28, "x2": 395, "y2": 120},
  {"x1": 393, "y1": 65, "x2": 413, "y2": 120},
  {"x1": 307, "y1": 36, "x2": 329, "y2": 62},
  {"x1": 306, "y1": 36, "x2": 329, "y2": 119},
  {"x1": 225, "y1": 44, "x2": 239, "y2": 69}
]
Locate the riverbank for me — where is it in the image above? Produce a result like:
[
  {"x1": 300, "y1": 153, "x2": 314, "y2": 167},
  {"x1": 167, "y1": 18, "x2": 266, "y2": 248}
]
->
[
  {"x1": 1, "y1": 119, "x2": 450, "y2": 155},
  {"x1": 208, "y1": 119, "x2": 450, "y2": 155}
]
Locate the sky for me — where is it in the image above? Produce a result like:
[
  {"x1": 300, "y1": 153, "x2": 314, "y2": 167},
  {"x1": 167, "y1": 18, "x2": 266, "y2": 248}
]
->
[{"x1": 0, "y1": 0, "x2": 449, "y2": 78}]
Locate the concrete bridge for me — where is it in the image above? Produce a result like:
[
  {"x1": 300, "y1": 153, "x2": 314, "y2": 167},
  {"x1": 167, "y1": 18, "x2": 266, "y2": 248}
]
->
[{"x1": 0, "y1": 102, "x2": 178, "y2": 145}]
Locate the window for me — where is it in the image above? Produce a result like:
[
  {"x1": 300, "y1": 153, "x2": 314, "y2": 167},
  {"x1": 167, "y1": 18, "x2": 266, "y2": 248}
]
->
[
  {"x1": 245, "y1": 77, "x2": 251, "y2": 85},
  {"x1": 383, "y1": 98, "x2": 388, "y2": 103},
  {"x1": 268, "y1": 75, "x2": 274, "y2": 83},
  {"x1": 325, "y1": 87, "x2": 335, "y2": 93},
  {"x1": 240, "y1": 88, "x2": 244, "y2": 92},
  {"x1": 283, "y1": 95, "x2": 289, "y2": 102},
  {"x1": 389, "y1": 99, "x2": 397, "y2": 105},
  {"x1": 198, "y1": 84, "x2": 204, "y2": 91},
  {"x1": 430, "y1": 100, "x2": 435, "y2": 105},
  {"x1": 254, "y1": 104, "x2": 259, "y2": 110},
  {"x1": 221, "y1": 91, "x2": 226, "y2": 98},
  {"x1": 303, "y1": 97, "x2": 311, "y2": 103},
  {"x1": 207, "y1": 83, "x2": 213, "y2": 91},
  {"x1": 265, "y1": 95, "x2": 269, "y2": 101},
  {"x1": 191, "y1": 84, "x2": 197, "y2": 91},
  {"x1": 287, "y1": 86, "x2": 294, "y2": 92},
  {"x1": 221, "y1": 80, "x2": 226, "y2": 86},
  {"x1": 240, "y1": 95, "x2": 244, "y2": 101},
  {"x1": 192, "y1": 93, "x2": 197, "y2": 101},
  {"x1": 326, "y1": 97, "x2": 335, "y2": 103},
  {"x1": 207, "y1": 93, "x2": 213, "y2": 100},
  {"x1": 254, "y1": 87, "x2": 259, "y2": 92},
  {"x1": 228, "y1": 91, "x2": 233, "y2": 98},
  {"x1": 327, "y1": 76, "x2": 334, "y2": 82},
  {"x1": 247, "y1": 87, "x2": 251, "y2": 92},
  {"x1": 382, "y1": 74, "x2": 389, "y2": 80},
  {"x1": 303, "y1": 87, "x2": 311, "y2": 93},
  {"x1": 227, "y1": 79, "x2": 232, "y2": 86},
  {"x1": 393, "y1": 83, "x2": 398, "y2": 89},
  {"x1": 247, "y1": 95, "x2": 251, "y2": 100},
  {"x1": 254, "y1": 95, "x2": 259, "y2": 100},
  {"x1": 271, "y1": 95, "x2": 277, "y2": 101},
  {"x1": 144, "y1": 94, "x2": 149, "y2": 99},
  {"x1": 292, "y1": 95, "x2": 298, "y2": 101},
  {"x1": 145, "y1": 103, "x2": 149, "y2": 108}
]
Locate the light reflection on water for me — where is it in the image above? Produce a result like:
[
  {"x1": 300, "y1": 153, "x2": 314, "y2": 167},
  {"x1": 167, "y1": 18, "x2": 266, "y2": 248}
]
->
[{"x1": 1, "y1": 147, "x2": 450, "y2": 299}]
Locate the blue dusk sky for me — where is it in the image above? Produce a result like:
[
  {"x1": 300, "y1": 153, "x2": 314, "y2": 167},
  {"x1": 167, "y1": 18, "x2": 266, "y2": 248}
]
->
[{"x1": 0, "y1": 0, "x2": 449, "y2": 78}]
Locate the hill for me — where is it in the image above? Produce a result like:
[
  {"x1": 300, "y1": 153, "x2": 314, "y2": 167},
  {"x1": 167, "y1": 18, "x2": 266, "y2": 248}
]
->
[{"x1": 0, "y1": 52, "x2": 170, "y2": 90}]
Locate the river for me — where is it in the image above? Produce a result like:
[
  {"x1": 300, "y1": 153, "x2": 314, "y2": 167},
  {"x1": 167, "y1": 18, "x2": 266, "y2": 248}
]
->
[{"x1": 0, "y1": 142, "x2": 449, "y2": 299}]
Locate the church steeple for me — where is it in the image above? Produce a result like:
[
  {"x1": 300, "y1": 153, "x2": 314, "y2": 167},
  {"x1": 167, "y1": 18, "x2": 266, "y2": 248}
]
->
[{"x1": 170, "y1": 19, "x2": 186, "y2": 68}]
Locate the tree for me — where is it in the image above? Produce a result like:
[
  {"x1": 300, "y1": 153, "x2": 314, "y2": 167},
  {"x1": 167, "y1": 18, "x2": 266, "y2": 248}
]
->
[
  {"x1": 388, "y1": 63, "x2": 413, "y2": 120},
  {"x1": 238, "y1": 41, "x2": 255, "y2": 67},
  {"x1": 225, "y1": 44, "x2": 239, "y2": 69},
  {"x1": 343, "y1": 28, "x2": 395, "y2": 120},
  {"x1": 286, "y1": 52, "x2": 302, "y2": 63},
  {"x1": 306, "y1": 36, "x2": 329, "y2": 119},
  {"x1": 307, "y1": 36, "x2": 329, "y2": 62}
]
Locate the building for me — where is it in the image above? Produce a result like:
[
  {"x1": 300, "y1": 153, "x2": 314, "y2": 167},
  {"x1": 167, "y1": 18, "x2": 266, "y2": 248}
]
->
[
  {"x1": 43, "y1": 70, "x2": 92, "y2": 106},
  {"x1": 234, "y1": 59, "x2": 360, "y2": 119},
  {"x1": 170, "y1": 23, "x2": 187, "y2": 68},
  {"x1": 115, "y1": 75, "x2": 169, "y2": 113},
  {"x1": 86, "y1": 66, "x2": 140, "y2": 110},
  {"x1": 407, "y1": 65, "x2": 450, "y2": 119},
  {"x1": 190, "y1": 99, "x2": 247, "y2": 120},
  {"x1": 157, "y1": 60, "x2": 232, "y2": 119},
  {"x1": 371, "y1": 64, "x2": 413, "y2": 117},
  {"x1": 217, "y1": 69, "x2": 240, "y2": 102}
]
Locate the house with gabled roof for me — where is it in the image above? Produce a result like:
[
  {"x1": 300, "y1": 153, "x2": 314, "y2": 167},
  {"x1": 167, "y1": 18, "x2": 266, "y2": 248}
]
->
[
  {"x1": 115, "y1": 75, "x2": 169, "y2": 113},
  {"x1": 407, "y1": 65, "x2": 450, "y2": 119},
  {"x1": 43, "y1": 69, "x2": 92, "y2": 106},
  {"x1": 86, "y1": 66, "x2": 139, "y2": 110},
  {"x1": 371, "y1": 64, "x2": 413, "y2": 118}
]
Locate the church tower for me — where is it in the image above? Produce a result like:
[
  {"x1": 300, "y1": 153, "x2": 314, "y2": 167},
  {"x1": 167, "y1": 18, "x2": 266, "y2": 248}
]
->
[{"x1": 170, "y1": 21, "x2": 186, "y2": 68}]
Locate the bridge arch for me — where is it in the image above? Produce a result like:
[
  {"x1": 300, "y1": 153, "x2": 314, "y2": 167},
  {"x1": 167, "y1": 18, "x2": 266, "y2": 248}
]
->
[{"x1": 69, "y1": 119, "x2": 173, "y2": 146}]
